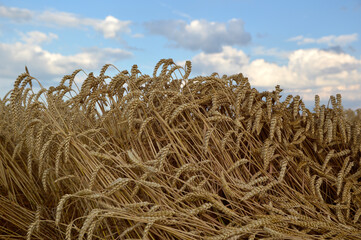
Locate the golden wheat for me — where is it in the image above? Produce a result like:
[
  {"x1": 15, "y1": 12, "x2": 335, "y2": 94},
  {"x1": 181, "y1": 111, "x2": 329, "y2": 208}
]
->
[{"x1": 2, "y1": 59, "x2": 361, "y2": 239}]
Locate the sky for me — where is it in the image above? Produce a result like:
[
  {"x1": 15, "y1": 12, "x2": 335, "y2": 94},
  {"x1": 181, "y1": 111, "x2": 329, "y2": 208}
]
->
[{"x1": 0, "y1": 0, "x2": 360, "y2": 109}]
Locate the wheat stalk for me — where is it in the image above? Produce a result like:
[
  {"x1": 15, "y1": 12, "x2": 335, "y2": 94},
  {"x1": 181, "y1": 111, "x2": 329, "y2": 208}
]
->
[
  {"x1": 326, "y1": 118, "x2": 333, "y2": 143},
  {"x1": 314, "y1": 95, "x2": 320, "y2": 118},
  {"x1": 322, "y1": 149, "x2": 335, "y2": 171},
  {"x1": 337, "y1": 156, "x2": 351, "y2": 196},
  {"x1": 55, "y1": 189, "x2": 93, "y2": 226},
  {"x1": 240, "y1": 180, "x2": 278, "y2": 202},
  {"x1": 78, "y1": 209, "x2": 102, "y2": 240},
  {"x1": 315, "y1": 177, "x2": 324, "y2": 202},
  {"x1": 205, "y1": 216, "x2": 279, "y2": 240},
  {"x1": 278, "y1": 158, "x2": 288, "y2": 183},
  {"x1": 4, "y1": 60, "x2": 361, "y2": 240},
  {"x1": 269, "y1": 115, "x2": 278, "y2": 141}
]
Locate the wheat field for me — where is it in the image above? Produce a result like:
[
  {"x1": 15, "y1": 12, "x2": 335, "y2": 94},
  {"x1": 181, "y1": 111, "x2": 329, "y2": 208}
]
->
[{"x1": 0, "y1": 59, "x2": 361, "y2": 239}]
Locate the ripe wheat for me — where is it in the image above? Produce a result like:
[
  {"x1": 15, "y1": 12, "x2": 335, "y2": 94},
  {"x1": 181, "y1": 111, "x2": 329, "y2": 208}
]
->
[{"x1": 1, "y1": 59, "x2": 361, "y2": 239}]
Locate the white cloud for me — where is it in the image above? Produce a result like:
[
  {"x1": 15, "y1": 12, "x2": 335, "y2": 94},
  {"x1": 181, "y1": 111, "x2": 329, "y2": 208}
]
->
[
  {"x1": 144, "y1": 18, "x2": 251, "y2": 53},
  {"x1": 1, "y1": 5, "x2": 133, "y2": 40},
  {"x1": 287, "y1": 35, "x2": 303, "y2": 42},
  {"x1": 189, "y1": 46, "x2": 249, "y2": 75},
  {"x1": 20, "y1": 31, "x2": 58, "y2": 45},
  {"x1": 38, "y1": 11, "x2": 132, "y2": 40},
  {"x1": 37, "y1": 10, "x2": 81, "y2": 27},
  {"x1": 287, "y1": 33, "x2": 358, "y2": 46},
  {"x1": 90, "y1": 16, "x2": 131, "y2": 39},
  {"x1": 0, "y1": 5, "x2": 32, "y2": 22},
  {"x1": 184, "y1": 46, "x2": 361, "y2": 104},
  {"x1": 0, "y1": 32, "x2": 133, "y2": 94},
  {"x1": 287, "y1": 49, "x2": 361, "y2": 84},
  {"x1": 242, "y1": 59, "x2": 304, "y2": 87}
]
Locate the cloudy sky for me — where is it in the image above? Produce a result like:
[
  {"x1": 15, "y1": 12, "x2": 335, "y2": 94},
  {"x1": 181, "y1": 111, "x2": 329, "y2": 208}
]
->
[{"x1": 0, "y1": 0, "x2": 360, "y2": 109}]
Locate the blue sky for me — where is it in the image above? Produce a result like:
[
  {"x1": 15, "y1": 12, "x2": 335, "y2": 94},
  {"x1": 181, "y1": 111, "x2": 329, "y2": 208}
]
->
[{"x1": 0, "y1": 0, "x2": 360, "y2": 109}]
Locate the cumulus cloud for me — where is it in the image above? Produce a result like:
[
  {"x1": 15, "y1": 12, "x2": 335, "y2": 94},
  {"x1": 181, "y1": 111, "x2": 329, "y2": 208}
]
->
[
  {"x1": 184, "y1": 46, "x2": 361, "y2": 106},
  {"x1": 242, "y1": 59, "x2": 304, "y2": 87},
  {"x1": 286, "y1": 49, "x2": 360, "y2": 84},
  {"x1": 188, "y1": 47, "x2": 361, "y2": 88},
  {"x1": 0, "y1": 5, "x2": 32, "y2": 22},
  {"x1": 144, "y1": 18, "x2": 251, "y2": 53},
  {"x1": 0, "y1": 31, "x2": 133, "y2": 94},
  {"x1": 184, "y1": 46, "x2": 249, "y2": 75},
  {"x1": 90, "y1": 16, "x2": 131, "y2": 39},
  {"x1": 287, "y1": 33, "x2": 358, "y2": 47}
]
